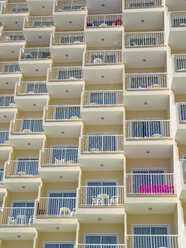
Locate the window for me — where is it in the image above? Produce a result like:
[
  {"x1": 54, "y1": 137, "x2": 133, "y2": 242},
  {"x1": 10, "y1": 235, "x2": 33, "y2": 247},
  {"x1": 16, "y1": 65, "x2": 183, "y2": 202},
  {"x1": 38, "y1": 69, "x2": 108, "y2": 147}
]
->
[
  {"x1": 128, "y1": 37, "x2": 158, "y2": 47},
  {"x1": 24, "y1": 51, "x2": 50, "y2": 59},
  {"x1": 0, "y1": 167, "x2": 4, "y2": 182},
  {"x1": 11, "y1": 7, "x2": 28, "y2": 13},
  {"x1": 44, "y1": 242, "x2": 74, "y2": 248},
  {"x1": 175, "y1": 57, "x2": 186, "y2": 71},
  {"x1": 128, "y1": 1, "x2": 156, "y2": 8},
  {"x1": 85, "y1": 234, "x2": 118, "y2": 247},
  {"x1": 26, "y1": 82, "x2": 47, "y2": 94},
  {"x1": 62, "y1": 4, "x2": 85, "y2": 11},
  {"x1": 179, "y1": 104, "x2": 186, "y2": 121},
  {"x1": 0, "y1": 131, "x2": 9, "y2": 144},
  {"x1": 11, "y1": 201, "x2": 34, "y2": 225},
  {"x1": 33, "y1": 20, "x2": 54, "y2": 27},
  {"x1": 57, "y1": 68, "x2": 82, "y2": 80},
  {"x1": 132, "y1": 169, "x2": 166, "y2": 194},
  {"x1": 90, "y1": 53, "x2": 118, "y2": 64},
  {"x1": 173, "y1": 17, "x2": 186, "y2": 27},
  {"x1": 51, "y1": 146, "x2": 78, "y2": 164},
  {"x1": 3, "y1": 64, "x2": 20, "y2": 73},
  {"x1": 16, "y1": 158, "x2": 38, "y2": 176},
  {"x1": 48, "y1": 192, "x2": 76, "y2": 216},
  {"x1": 129, "y1": 75, "x2": 161, "y2": 89},
  {"x1": 8, "y1": 34, "x2": 24, "y2": 41},
  {"x1": 0, "y1": 96, "x2": 14, "y2": 106},
  {"x1": 21, "y1": 119, "x2": 43, "y2": 132},
  {"x1": 60, "y1": 35, "x2": 84, "y2": 44},
  {"x1": 86, "y1": 181, "x2": 118, "y2": 205},
  {"x1": 133, "y1": 225, "x2": 169, "y2": 248},
  {"x1": 55, "y1": 106, "x2": 80, "y2": 120},
  {"x1": 89, "y1": 92, "x2": 118, "y2": 105}
]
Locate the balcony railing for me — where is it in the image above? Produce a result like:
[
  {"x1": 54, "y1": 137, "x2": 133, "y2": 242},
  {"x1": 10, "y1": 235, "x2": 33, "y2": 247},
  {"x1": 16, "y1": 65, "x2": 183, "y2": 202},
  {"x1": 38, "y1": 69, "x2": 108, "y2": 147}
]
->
[
  {"x1": 80, "y1": 135, "x2": 124, "y2": 153},
  {"x1": 5, "y1": 160, "x2": 39, "y2": 177},
  {"x1": 0, "y1": 31, "x2": 25, "y2": 43},
  {"x1": 11, "y1": 119, "x2": 44, "y2": 134},
  {"x1": 181, "y1": 159, "x2": 186, "y2": 183},
  {"x1": 36, "y1": 197, "x2": 76, "y2": 217},
  {"x1": 20, "y1": 48, "x2": 51, "y2": 60},
  {"x1": 127, "y1": 173, "x2": 175, "y2": 195},
  {"x1": 127, "y1": 235, "x2": 179, "y2": 248},
  {"x1": 2, "y1": 3, "x2": 28, "y2": 14},
  {"x1": 40, "y1": 148, "x2": 79, "y2": 166},
  {"x1": 178, "y1": 103, "x2": 186, "y2": 122},
  {"x1": 78, "y1": 245, "x2": 126, "y2": 248},
  {"x1": 0, "y1": 171, "x2": 4, "y2": 183},
  {"x1": 44, "y1": 105, "x2": 81, "y2": 121},
  {"x1": 0, "y1": 131, "x2": 9, "y2": 145},
  {"x1": 0, "y1": 62, "x2": 20, "y2": 74},
  {"x1": 124, "y1": 0, "x2": 162, "y2": 9},
  {"x1": 48, "y1": 67, "x2": 83, "y2": 81},
  {"x1": 0, "y1": 95, "x2": 15, "y2": 107},
  {"x1": 125, "y1": 73, "x2": 167, "y2": 90},
  {"x1": 174, "y1": 54, "x2": 186, "y2": 72},
  {"x1": 55, "y1": 0, "x2": 86, "y2": 12},
  {"x1": 171, "y1": 11, "x2": 186, "y2": 27},
  {"x1": 85, "y1": 50, "x2": 122, "y2": 65},
  {"x1": 83, "y1": 90, "x2": 123, "y2": 107},
  {"x1": 52, "y1": 32, "x2": 85, "y2": 45},
  {"x1": 24, "y1": 16, "x2": 54, "y2": 28},
  {"x1": 16, "y1": 81, "x2": 48, "y2": 95},
  {"x1": 125, "y1": 120, "x2": 170, "y2": 139},
  {"x1": 87, "y1": 14, "x2": 123, "y2": 28},
  {"x1": 125, "y1": 31, "x2": 164, "y2": 48},
  {"x1": 78, "y1": 186, "x2": 124, "y2": 207},
  {"x1": 0, "y1": 207, "x2": 34, "y2": 226}
]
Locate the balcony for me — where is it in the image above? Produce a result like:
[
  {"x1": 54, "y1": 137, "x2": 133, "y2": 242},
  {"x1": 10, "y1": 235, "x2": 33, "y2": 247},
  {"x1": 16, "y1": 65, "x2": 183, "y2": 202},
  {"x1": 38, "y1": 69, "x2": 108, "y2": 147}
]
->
[
  {"x1": 0, "y1": 131, "x2": 11, "y2": 161},
  {"x1": 81, "y1": 90, "x2": 123, "y2": 124},
  {"x1": 175, "y1": 103, "x2": 186, "y2": 142},
  {"x1": 4, "y1": 160, "x2": 40, "y2": 192},
  {"x1": 169, "y1": 11, "x2": 186, "y2": 50},
  {"x1": 50, "y1": 32, "x2": 85, "y2": 63},
  {"x1": 14, "y1": 81, "x2": 49, "y2": 111},
  {"x1": 126, "y1": 235, "x2": 179, "y2": 248},
  {"x1": 19, "y1": 48, "x2": 52, "y2": 76},
  {"x1": 0, "y1": 62, "x2": 21, "y2": 88},
  {"x1": 43, "y1": 105, "x2": 82, "y2": 137},
  {"x1": 0, "y1": 31, "x2": 25, "y2": 59},
  {"x1": 9, "y1": 119, "x2": 45, "y2": 150},
  {"x1": 23, "y1": 16, "x2": 55, "y2": 45},
  {"x1": 79, "y1": 135, "x2": 124, "y2": 170},
  {"x1": 47, "y1": 66, "x2": 84, "y2": 98},
  {"x1": 0, "y1": 95, "x2": 17, "y2": 123},
  {"x1": 1, "y1": 3, "x2": 29, "y2": 30},
  {"x1": 85, "y1": 14, "x2": 123, "y2": 48},
  {"x1": 54, "y1": 0, "x2": 87, "y2": 30},
  {"x1": 180, "y1": 159, "x2": 186, "y2": 199},
  {"x1": 124, "y1": 73, "x2": 169, "y2": 110},
  {"x1": 172, "y1": 54, "x2": 186, "y2": 93},
  {"x1": 39, "y1": 147, "x2": 80, "y2": 182},
  {"x1": 124, "y1": 0, "x2": 163, "y2": 9},
  {"x1": 124, "y1": 31, "x2": 166, "y2": 69},
  {"x1": 35, "y1": 197, "x2": 77, "y2": 230},
  {"x1": 83, "y1": 50, "x2": 123, "y2": 84}
]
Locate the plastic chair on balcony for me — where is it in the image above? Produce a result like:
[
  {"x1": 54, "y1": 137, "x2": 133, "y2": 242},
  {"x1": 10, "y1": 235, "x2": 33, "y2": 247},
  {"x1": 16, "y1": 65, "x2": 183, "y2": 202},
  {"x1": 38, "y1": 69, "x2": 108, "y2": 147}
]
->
[
  {"x1": 16, "y1": 215, "x2": 27, "y2": 225},
  {"x1": 8, "y1": 216, "x2": 16, "y2": 225},
  {"x1": 59, "y1": 207, "x2": 71, "y2": 217},
  {"x1": 91, "y1": 196, "x2": 100, "y2": 206},
  {"x1": 29, "y1": 216, "x2": 33, "y2": 225},
  {"x1": 109, "y1": 195, "x2": 119, "y2": 206}
]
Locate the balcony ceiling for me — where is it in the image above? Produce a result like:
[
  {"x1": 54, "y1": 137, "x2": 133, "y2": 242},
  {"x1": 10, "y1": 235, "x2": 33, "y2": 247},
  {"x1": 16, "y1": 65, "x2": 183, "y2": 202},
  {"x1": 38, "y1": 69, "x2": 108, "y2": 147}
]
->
[{"x1": 86, "y1": 0, "x2": 122, "y2": 14}]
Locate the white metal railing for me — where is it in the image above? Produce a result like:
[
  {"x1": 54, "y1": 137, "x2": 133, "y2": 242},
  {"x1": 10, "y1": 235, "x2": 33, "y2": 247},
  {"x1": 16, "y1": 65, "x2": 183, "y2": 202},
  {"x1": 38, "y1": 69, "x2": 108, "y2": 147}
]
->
[
  {"x1": 125, "y1": 31, "x2": 164, "y2": 48},
  {"x1": 24, "y1": 16, "x2": 54, "y2": 28},
  {"x1": 78, "y1": 245, "x2": 125, "y2": 248},
  {"x1": 16, "y1": 81, "x2": 47, "y2": 95},
  {"x1": 0, "y1": 171, "x2": 4, "y2": 183},
  {"x1": 178, "y1": 103, "x2": 186, "y2": 122},
  {"x1": 78, "y1": 186, "x2": 124, "y2": 207},
  {"x1": 85, "y1": 50, "x2": 122, "y2": 65},
  {"x1": 83, "y1": 90, "x2": 123, "y2": 107},
  {"x1": 181, "y1": 159, "x2": 186, "y2": 183},
  {"x1": 36, "y1": 197, "x2": 76, "y2": 217},
  {"x1": 44, "y1": 105, "x2": 81, "y2": 120},
  {"x1": 127, "y1": 235, "x2": 179, "y2": 248},
  {"x1": 125, "y1": 120, "x2": 170, "y2": 139},
  {"x1": 55, "y1": 0, "x2": 86, "y2": 12},
  {"x1": 21, "y1": 48, "x2": 51, "y2": 60},
  {"x1": 87, "y1": 14, "x2": 122, "y2": 28},
  {"x1": 0, "y1": 62, "x2": 20, "y2": 74},
  {"x1": 0, "y1": 207, "x2": 34, "y2": 226},
  {"x1": 171, "y1": 11, "x2": 186, "y2": 27},
  {"x1": 174, "y1": 54, "x2": 186, "y2": 71},
  {"x1": 0, "y1": 95, "x2": 15, "y2": 107},
  {"x1": 48, "y1": 67, "x2": 83, "y2": 81},
  {"x1": 125, "y1": 73, "x2": 167, "y2": 90},
  {"x1": 52, "y1": 32, "x2": 85, "y2": 45},
  {"x1": 0, "y1": 31, "x2": 25, "y2": 43},
  {"x1": 2, "y1": 3, "x2": 28, "y2": 14},
  {"x1": 127, "y1": 173, "x2": 175, "y2": 195},
  {"x1": 5, "y1": 160, "x2": 39, "y2": 177},
  {"x1": 0, "y1": 131, "x2": 9, "y2": 144},
  {"x1": 40, "y1": 148, "x2": 79, "y2": 166},
  {"x1": 81, "y1": 135, "x2": 124, "y2": 153},
  {"x1": 125, "y1": 0, "x2": 162, "y2": 9},
  {"x1": 11, "y1": 119, "x2": 44, "y2": 134}
]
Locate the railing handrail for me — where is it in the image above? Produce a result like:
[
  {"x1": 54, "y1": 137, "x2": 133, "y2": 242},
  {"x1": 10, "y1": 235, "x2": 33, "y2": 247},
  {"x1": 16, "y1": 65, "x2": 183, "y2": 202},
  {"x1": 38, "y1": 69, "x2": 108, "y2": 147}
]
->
[
  {"x1": 177, "y1": 102, "x2": 186, "y2": 105},
  {"x1": 126, "y1": 31, "x2": 164, "y2": 35},
  {"x1": 127, "y1": 172, "x2": 175, "y2": 176},
  {"x1": 1, "y1": 207, "x2": 35, "y2": 210},
  {"x1": 174, "y1": 54, "x2": 186, "y2": 57},
  {"x1": 82, "y1": 134, "x2": 123, "y2": 137},
  {"x1": 54, "y1": 31, "x2": 84, "y2": 34},
  {"x1": 37, "y1": 197, "x2": 76, "y2": 200},
  {"x1": 84, "y1": 90, "x2": 123, "y2": 93},
  {"x1": 1, "y1": 31, "x2": 24, "y2": 34},
  {"x1": 26, "y1": 15, "x2": 54, "y2": 18},
  {"x1": 0, "y1": 94, "x2": 14, "y2": 97},
  {"x1": 125, "y1": 72, "x2": 167, "y2": 75},
  {"x1": 171, "y1": 10, "x2": 186, "y2": 14},
  {"x1": 86, "y1": 49, "x2": 122, "y2": 53},
  {"x1": 79, "y1": 185, "x2": 124, "y2": 188},
  {"x1": 13, "y1": 118, "x2": 43, "y2": 121},
  {"x1": 41, "y1": 147, "x2": 78, "y2": 151},
  {"x1": 0, "y1": 61, "x2": 20, "y2": 65},
  {"x1": 126, "y1": 119, "x2": 170, "y2": 122},
  {"x1": 46, "y1": 105, "x2": 80, "y2": 108},
  {"x1": 22, "y1": 47, "x2": 51, "y2": 51},
  {"x1": 127, "y1": 234, "x2": 178, "y2": 237},
  {"x1": 7, "y1": 160, "x2": 39, "y2": 162},
  {"x1": 87, "y1": 13, "x2": 123, "y2": 17},
  {"x1": 78, "y1": 244, "x2": 125, "y2": 246},
  {"x1": 0, "y1": 130, "x2": 9, "y2": 132}
]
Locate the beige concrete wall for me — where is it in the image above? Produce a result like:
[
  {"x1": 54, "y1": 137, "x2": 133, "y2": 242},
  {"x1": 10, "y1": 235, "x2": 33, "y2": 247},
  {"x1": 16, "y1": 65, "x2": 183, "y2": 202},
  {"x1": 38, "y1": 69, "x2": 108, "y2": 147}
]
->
[
  {"x1": 2, "y1": 240, "x2": 33, "y2": 248},
  {"x1": 85, "y1": 84, "x2": 122, "y2": 91},
  {"x1": 0, "y1": 89, "x2": 14, "y2": 95},
  {"x1": 182, "y1": 203, "x2": 186, "y2": 224},
  {"x1": 125, "y1": 68, "x2": 166, "y2": 73},
  {"x1": 79, "y1": 224, "x2": 124, "y2": 243},
  {"x1": 177, "y1": 145, "x2": 186, "y2": 159},
  {"x1": 126, "y1": 110, "x2": 169, "y2": 120},
  {"x1": 44, "y1": 138, "x2": 79, "y2": 148},
  {"x1": 83, "y1": 125, "x2": 123, "y2": 135},
  {"x1": 16, "y1": 111, "x2": 43, "y2": 119},
  {"x1": 41, "y1": 182, "x2": 78, "y2": 196},
  {"x1": 0, "y1": 123, "x2": 10, "y2": 130},
  {"x1": 10, "y1": 149, "x2": 40, "y2": 160},
  {"x1": 4, "y1": 192, "x2": 38, "y2": 207},
  {"x1": 50, "y1": 98, "x2": 81, "y2": 105}
]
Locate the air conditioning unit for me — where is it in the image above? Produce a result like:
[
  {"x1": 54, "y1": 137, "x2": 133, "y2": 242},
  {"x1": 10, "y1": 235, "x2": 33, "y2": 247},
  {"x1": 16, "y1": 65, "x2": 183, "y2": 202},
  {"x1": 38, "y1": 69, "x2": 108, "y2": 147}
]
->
[
  {"x1": 99, "y1": 23, "x2": 107, "y2": 27},
  {"x1": 27, "y1": 91, "x2": 35, "y2": 94},
  {"x1": 70, "y1": 116, "x2": 79, "y2": 120},
  {"x1": 90, "y1": 148, "x2": 100, "y2": 152},
  {"x1": 55, "y1": 158, "x2": 64, "y2": 164},
  {"x1": 69, "y1": 77, "x2": 76, "y2": 80},
  {"x1": 17, "y1": 171, "x2": 26, "y2": 176},
  {"x1": 73, "y1": 41, "x2": 81, "y2": 44},
  {"x1": 23, "y1": 129, "x2": 32, "y2": 133},
  {"x1": 93, "y1": 58, "x2": 103, "y2": 64}
]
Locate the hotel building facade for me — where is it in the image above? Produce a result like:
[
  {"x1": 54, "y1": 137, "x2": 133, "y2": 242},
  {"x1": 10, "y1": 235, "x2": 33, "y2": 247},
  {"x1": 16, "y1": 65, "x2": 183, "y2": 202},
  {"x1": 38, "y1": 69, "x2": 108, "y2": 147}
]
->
[{"x1": 0, "y1": 0, "x2": 185, "y2": 247}]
